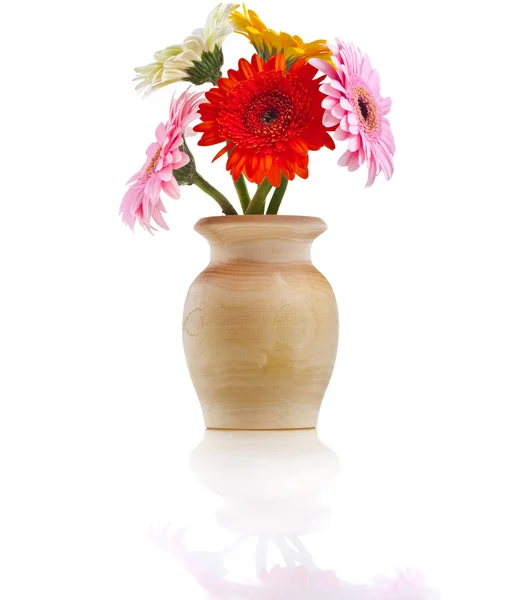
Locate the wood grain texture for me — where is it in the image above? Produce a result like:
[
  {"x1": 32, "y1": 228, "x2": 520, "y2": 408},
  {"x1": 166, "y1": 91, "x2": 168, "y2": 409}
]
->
[{"x1": 183, "y1": 216, "x2": 339, "y2": 430}]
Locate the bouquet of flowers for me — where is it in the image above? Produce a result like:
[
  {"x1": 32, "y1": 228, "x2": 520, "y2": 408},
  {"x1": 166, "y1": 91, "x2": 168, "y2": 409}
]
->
[{"x1": 120, "y1": 4, "x2": 395, "y2": 232}]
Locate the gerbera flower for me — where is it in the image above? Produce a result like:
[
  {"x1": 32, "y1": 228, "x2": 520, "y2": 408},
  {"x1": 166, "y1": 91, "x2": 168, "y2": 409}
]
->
[
  {"x1": 134, "y1": 3, "x2": 238, "y2": 94},
  {"x1": 231, "y1": 5, "x2": 331, "y2": 67},
  {"x1": 120, "y1": 89, "x2": 203, "y2": 232},
  {"x1": 194, "y1": 53, "x2": 335, "y2": 187},
  {"x1": 311, "y1": 40, "x2": 395, "y2": 186}
]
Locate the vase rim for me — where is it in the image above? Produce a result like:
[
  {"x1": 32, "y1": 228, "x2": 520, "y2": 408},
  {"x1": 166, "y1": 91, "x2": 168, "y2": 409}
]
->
[
  {"x1": 195, "y1": 215, "x2": 328, "y2": 241},
  {"x1": 196, "y1": 215, "x2": 326, "y2": 225}
]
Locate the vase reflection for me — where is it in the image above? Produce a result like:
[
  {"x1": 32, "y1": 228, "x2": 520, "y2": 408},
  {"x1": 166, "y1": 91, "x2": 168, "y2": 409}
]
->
[
  {"x1": 191, "y1": 429, "x2": 339, "y2": 536},
  {"x1": 149, "y1": 429, "x2": 439, "y2": 599}
]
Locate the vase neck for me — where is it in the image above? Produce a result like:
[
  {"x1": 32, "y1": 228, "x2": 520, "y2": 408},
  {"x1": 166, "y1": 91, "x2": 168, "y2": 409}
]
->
[
  {"x1": 211, "y1": 239, "x2": 313, "y2": 263},
  {"x1": 194, "y1": 216, "x2": 327, "y2": 264}
]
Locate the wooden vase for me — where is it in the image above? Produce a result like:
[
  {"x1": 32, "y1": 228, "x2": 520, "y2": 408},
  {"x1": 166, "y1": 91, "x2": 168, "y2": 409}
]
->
[{"x1": 182, "y1": 215, "x2": 339, "y2": 430}]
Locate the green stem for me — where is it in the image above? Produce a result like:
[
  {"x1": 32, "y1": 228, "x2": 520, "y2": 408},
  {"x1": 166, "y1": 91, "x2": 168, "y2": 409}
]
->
[
  {"x1": 266, "y1": 175, "x2": 288, "y2": 214},
  {"x1": 226, "y1": 145, "x2": 250, "y2": 212},
  {"x1": 245, "y1": 179, "x2": 273, "y2": 214},
  {"x1": 233, "y1": 175, "x2": 251, "y2": 213},
  {"x1": 193, "y1": 173, "x2": 238, "y2": 215}
]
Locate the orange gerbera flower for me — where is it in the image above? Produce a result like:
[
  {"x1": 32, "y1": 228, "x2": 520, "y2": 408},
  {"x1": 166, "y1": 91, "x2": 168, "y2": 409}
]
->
[{"x1": 194, "y1": 53, "x2": 335, "y2": 187}]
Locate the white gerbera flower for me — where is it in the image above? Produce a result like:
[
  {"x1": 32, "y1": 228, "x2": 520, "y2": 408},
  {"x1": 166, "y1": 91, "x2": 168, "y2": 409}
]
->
[{"x1": 134, "y1": 3, "x2": 239, "y2": 95}]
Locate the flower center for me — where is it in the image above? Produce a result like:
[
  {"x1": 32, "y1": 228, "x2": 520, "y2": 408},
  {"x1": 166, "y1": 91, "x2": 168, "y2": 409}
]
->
[
  {"x1": 144, "y1": 146, "x2": 162, "y2": 178},
  {"x1": 246, "y1": 92, "x2": 292, "y2": 130},
  {"x1": 261, "y1": 109, "x2": 279, "y2": 124},
  {"x1": 358, "y1": 97, "x2": 369, "y2": 121},
  {"x1": 355, "y1": 86, "x2": 378, "y2": 133},
  {"x1": 215, "y1": 70, "x2": 313, "y2": 151},
  {"x1": 242, "y1": 90, "x2": 299, "y2": 145}
]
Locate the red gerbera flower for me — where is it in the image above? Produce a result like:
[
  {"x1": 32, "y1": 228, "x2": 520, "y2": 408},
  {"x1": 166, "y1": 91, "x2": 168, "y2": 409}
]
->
[{"x1": 194, "y1": 53, "x2": 335, "y2": 187}]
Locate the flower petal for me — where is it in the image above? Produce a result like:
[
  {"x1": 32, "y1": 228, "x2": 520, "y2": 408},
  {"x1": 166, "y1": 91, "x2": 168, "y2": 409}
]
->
[
  {"x1": 367, "y1": 69, "x2": 380, "y2": 97},
  {"x1": 323, "y1": 112, "x2": 340, "y2": 127},
  {"x1": 365, "y1": 156, "x2": 378, "y2": 187},
  {"x1": 338, "y1": 150, "x2": 352, "y2": 167},
  {"x1": 340, "y1": 96, "x2": 355, "y2": 112},
  {"x1": 309, "y1": 58, "x2": 339, "y2": 80},
  {"x1": 321, "y1": 83, "x2": 342, "y2": 99},
  {"x1": 331, "y1": 104, "x2": 346, "y2": 119},
  {"x1": 379, "y1": 97, "x2": 392, "y2": 115},
  {"x1": 361, "y1": 54, "x2": 372, "y2": 82},
  {"x1": 322, "y1": 96, "x2": 339, "y2": 110},
  {"x1": 162, "y1": 176, "x2": 180, "y2": 199},
  {"x1": 159, "y1": 165, "x2": 173, "y2": 181},
  {"x1": 347, "y1": 135, "x2": 361, "y2": 152},
  {"x1": 347, "y1": 148, "x2": 365, "y2": 172},
  {"x1": 334, "y1": 127, "x2": 349, "y2": 141},
  {"x1": 155, "y1": 123, "x2": 166, "y2": 144}
]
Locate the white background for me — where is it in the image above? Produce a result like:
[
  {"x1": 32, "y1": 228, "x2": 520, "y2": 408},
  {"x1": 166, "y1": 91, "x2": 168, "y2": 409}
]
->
[{"x1": 1, "y1": 0, "x2": 528, "y2": 598}]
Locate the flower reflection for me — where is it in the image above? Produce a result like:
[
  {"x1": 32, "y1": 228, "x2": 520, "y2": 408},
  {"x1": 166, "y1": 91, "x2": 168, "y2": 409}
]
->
[
  {"x1": 149, "y1": 430, "x2": 439, "y2": 599},
  {"x1": 259, "y1": 565, "x2": 344, "y2": 599}
]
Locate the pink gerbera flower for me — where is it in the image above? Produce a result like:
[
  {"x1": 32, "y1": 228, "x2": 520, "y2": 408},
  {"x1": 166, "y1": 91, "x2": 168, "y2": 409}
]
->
[
  {"x1": 120, "y1": 88, "x2": 203, "y2": 232},
  {"x1": 311, "y1": 40, "x2": 395, "y2": 186}
]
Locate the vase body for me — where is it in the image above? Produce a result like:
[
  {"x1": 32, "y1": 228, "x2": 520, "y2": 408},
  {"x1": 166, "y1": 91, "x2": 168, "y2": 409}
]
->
[{"x1": 183, "y1": 215, "x2": 339, "y2": 430}]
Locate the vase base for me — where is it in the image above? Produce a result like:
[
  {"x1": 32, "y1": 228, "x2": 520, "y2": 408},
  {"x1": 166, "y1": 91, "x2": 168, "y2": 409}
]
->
[
  {"x1": 205, "y1": 426, "x2": 317, "y2": 431},
  {"x1": 200, "y1": 398, "x2": 322, "y2": 430}
]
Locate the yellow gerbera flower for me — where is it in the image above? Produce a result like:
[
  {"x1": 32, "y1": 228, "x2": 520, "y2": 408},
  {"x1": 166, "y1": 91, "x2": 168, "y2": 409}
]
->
[{"x1": 230, "y1": 5, "x2": 332, "y2": 67}]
